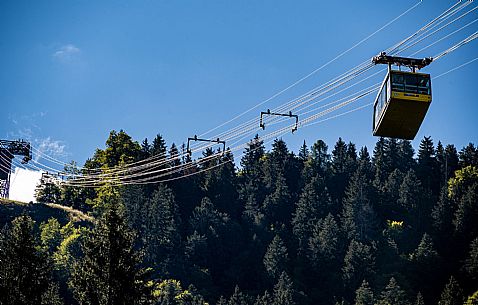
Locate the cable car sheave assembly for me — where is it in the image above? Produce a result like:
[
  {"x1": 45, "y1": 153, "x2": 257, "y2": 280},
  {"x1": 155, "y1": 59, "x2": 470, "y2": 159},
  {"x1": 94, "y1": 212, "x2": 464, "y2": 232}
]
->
[
  {"x1": 259, "y1": 109, "x2": 299, "y2": 133},
  {"x1": 5, "y1": 1, "x2": 476, "y2": 188},
  {"x1": 371, "y1": 52, "x2": 433, "y2": 140}
]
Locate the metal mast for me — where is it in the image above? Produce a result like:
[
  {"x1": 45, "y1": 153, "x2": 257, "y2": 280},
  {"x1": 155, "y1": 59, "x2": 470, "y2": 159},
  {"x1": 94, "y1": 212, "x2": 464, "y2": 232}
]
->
[{"x1": 0, "y1": 140, "x2": 32, "y2": 198}]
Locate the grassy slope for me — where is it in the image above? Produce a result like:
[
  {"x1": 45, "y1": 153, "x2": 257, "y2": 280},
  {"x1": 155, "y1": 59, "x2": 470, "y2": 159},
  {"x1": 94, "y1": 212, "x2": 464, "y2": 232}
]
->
[{"x1": 0, "y1": 198, "x2": 93, "y2": 228}]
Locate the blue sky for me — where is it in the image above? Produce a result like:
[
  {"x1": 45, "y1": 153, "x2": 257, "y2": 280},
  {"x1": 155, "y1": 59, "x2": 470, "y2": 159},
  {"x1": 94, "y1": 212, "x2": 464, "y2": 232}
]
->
[{"x1": 1, "y1": 0, "x2": 477, "y2": 174}]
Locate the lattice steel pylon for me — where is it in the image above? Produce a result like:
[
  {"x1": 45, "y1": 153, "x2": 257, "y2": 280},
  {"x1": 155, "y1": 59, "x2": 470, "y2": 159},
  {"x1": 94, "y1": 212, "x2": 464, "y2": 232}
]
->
[{"x1": 0, "y1": 140, "x2": 32, "y2": 198}]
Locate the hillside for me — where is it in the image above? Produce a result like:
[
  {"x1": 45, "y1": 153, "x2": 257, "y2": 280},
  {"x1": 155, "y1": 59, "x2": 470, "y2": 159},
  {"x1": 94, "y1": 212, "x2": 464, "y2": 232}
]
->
[{"x1": 0, "y1": 198, "x2": 93, "y2": 228}]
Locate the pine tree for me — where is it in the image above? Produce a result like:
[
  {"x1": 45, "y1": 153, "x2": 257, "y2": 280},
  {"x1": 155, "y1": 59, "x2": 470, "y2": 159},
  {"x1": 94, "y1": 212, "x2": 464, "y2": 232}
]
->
[
  {"x1": 397, "y1": 140, "x2": 416, "y2": 173},
  {"x1": 415, "y1": 292, "x2": 425, "y2": 305},
  {"x1": 272, "y1": 272, "x2": 295, "y2": 305},
  {"x1": 298, "y1": 140, "x2": 309, "y2": 162},
  {"x1": 144, "y1": 184, "x2": 181, "y2": 269},
  {"x1": 438, "y1": 276, "x2": 464, "y2": 305},
  {"x1": 354, "y1": 280, "x2": 374, "y2": 305},
  {"x1": 35, "y1": 176, "x2": 61, "y2": 203},
  {"x1": 69, "y1": 201, "x2": 151, "y2": 305},
  {"x1": 464, "y1": 237, "x2": 478, "y2": 280},
  {"x1": 151, "y1": 133, "x2": 167, "y2": 157},
  {"x1": 377, "y1": 277, "x2": 408, "y2": 305},
  {"x1": 202, "y1": 150, "x2": 239, "y2": 217},
  {"x1": 262, "y1": 173, "x2": 292, "y2": 226},
  {"x1": 459, "y1": 143, "x2": 478, "y2": 168},
  {"x1": 228, "y1": 286, "x2": 249, "y2": 305},
  {"x1": 330, "y1": 138, "x2": 349, "y2": 204},
  {"x1": 254, "y1": 291, "x2": 273, "y2": 305},
  {"x1": 308, "y1": 213, "x2": 339, "y2": 265},
  {"x1": 342, "y1": 240, "x2": 375, "y2": 292},
  {"x1": 373, "y1": 137, "x2": 389, "y2": 188},
  {"x1": 140, "y1": 138, "x2": 151, "y2": 160},
  {"x1": 398, "y1": 169, "x2": 426, "y2": 236},
  {"x1": 417, "y1": 136, "x2": 439, "y2": 194},
  {"x1": 0, "y1": 215, "x2": 59, "y2": 305},
  {"x1": 342, "y1": 169, "x2": 377, "y2": 242},
  {"x1": 263, "y1": 235, "x2": 289, "y2": 280},
  {"x1": 292, "y1": 176, "x2": 331, "y2": 252},
  {"x1": 303, "y1": 139, "x2": 330, "y2": 182}
]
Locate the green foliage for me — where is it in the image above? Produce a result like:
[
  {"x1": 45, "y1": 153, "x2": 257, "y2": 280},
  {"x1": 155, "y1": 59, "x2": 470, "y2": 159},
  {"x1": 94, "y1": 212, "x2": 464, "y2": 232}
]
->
[
  {"x1": 464, "y1": 237, "x2": 478, "y2": 279},
  {"x1": 342, "y1": 240, "x2": 375, "y2": 290},
  {"x1": 354, "y1": 280, "x2": 374, "y2": 305},
  {"x1": 69, "y1": 202, "x2": 152, "y2": 305},
  {"x1": 0, "y1": 215, "x2": 61, "y2": 305},
  {"x1": 35, "y1": 177, "x2": 61, "y2": 203},
  {"x1": 465, "y1": 290, "x2": 478, "y2": 305},
  {"x1": 6, "y1": 132, "x2": 478, "y2": 305},
  {"x1": 377, "y1": 277, "x2": 408, "y2": 305},
  {"x1": 153, "y1": 279, "x2": 208, "y2": 305},
  {"x1": 263, "y1": 235, "x2": 289, "y2": 280},
  {"x1": 40, "y1": 217, "x2": 63, "y2": 253},
  {"x1": 308, "y1": 213, "x2": 339, "y2": 264},
  {"x1": 272, "y1": 272, "x2": 295, "y2": 305},
  {"x1": 438, "y1": 276, "x2": 464, "y2": 305}
]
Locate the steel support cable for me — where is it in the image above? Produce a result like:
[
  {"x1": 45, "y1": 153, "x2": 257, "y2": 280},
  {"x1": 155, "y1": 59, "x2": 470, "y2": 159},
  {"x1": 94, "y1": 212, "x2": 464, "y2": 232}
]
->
[
  {"x1": 412, "y1": 18, "x2": 478, "y2": 56},
  {"x1": 214, "y1": 2, "x2": 471, "y2": 142},
  {"x1": 58, "y1": 2, "x2": 472, "y2": 184},
  {"x1": 197, "y1": 61, "x2": 375, "y2": 146},
  {"x1": 112, "y1": 35, "x2": 477, "y2": 185},
  {"x1": 62, "y1": 55, "x2": 478, "y2": 188},
  {"x1": 226, "y1": 81, "x2": 382, "y2": 150},
  {"x1": 387, "y1": 0, "x2": 470, "y2": 55},
  {"x1": 395, "y1": 5, "x2": 478, "y2": 56},
  {"x1": 294, "y1": 14, "x2": 478, "y2": 118},
  {"x1": 268, "y1": 4, "x2": 475, "y2": 126},
  {"x1": 195, "y1": 0, "x2": 447, "y2": 143},
  {"x1": 304, "y1": 54, "x2": 478, "y2": 128},
  {"x1": 250, "y1": 1, "x2": 467, "y2": 118},
  {"x1": 64, "y1": 29, "x2": 474, "y2": 185},
  {"x1": 29, "y1": 1, "x2": 467, "y2": 178},
  {"x1": 303, "y1": 102, "x2": 375, "y2": 128},
  {"x1": 67, "y1": 54, "x2": 478, "y2": 187},
  {"x1": 197, "y1": 0, "x2": 424, "y2": 139},
  {"x1": 33, "y1": 2, "x2": 463, "y2": 176},
  {"x1": 435, "y1": 56, "x2": 478, "y2": 78},
  {"x1": 62, "y1": 153, "x2": 224, "y2": 187},
  {"x1": 294, "y1": 82, "x2": 381, "y2": 118},
  {"x1": 65, "y1": 153, "x2": 222, "y2": 185},
  {"x1": 289, "y1": 68, "x2": 385, "y2": 116},
  {"x1": 434, "y1": 30, "x2": 478, "y2": 60}
]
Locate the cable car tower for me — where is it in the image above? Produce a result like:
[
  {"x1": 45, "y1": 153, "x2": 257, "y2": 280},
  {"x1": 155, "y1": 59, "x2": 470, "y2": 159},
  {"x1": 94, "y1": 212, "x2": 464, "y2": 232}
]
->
[
  {"x1": 0, "y1": 140, "x2": 32, "y2": 198},
  {"x1": 372, "y1": 52, "x2": 433, "y2": 140}
]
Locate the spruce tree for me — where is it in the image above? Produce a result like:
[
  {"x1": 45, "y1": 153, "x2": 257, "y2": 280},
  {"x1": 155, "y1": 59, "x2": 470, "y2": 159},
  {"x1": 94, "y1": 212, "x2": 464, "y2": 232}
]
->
[
  {"x1": 377, "y1": 277, "x2": 408, "y2": 305},
  {"x1": 292, "y1": 176, "x2": 331, "y2": 252},
  {"x1": 459, "y1": 143, "x2": 478, "y2": 168},
  {"x1": 69, "y1": 201, "x2": 151, "y2": 305},
  {"x1": 308, "y1": 213, "x2": 339, "y2": 265},
  {"x1": 342, "y1": 169, "x2": 377, "y2": 242},
  {"x1": 272, "y1": 272, "x2": 295, "y2": 305},
  {"x1": 228, "y1": 286, "x2": 249, "y2": 305},
  {"x1": 464, "y1": 237, "x2": 478, "y2": 280},
  {"x1": 415, "y1": 292, "x2": 425, "y2": 305},
  {"x1": 354, "y1": 280, "x2": 374, "y2": 305},
  {"x1": 0, "y1": 215, "x2": 59, "y2": 305},
  {"x1": 342, "y1": 240, "x2": 375, "y2": 292},
  {"x1": 438, "y1": 276, "x2": 464, "y2": 305},
  {"x1": 144, "y1": 184, "x2": 181, "y2": 269},
  {"x1": 263, "y1": 235, "x2": 289, "y2": 280}
]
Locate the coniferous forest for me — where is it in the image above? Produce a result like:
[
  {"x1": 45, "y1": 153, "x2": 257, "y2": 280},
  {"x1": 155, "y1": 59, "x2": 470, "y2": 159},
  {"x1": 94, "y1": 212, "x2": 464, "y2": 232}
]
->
[{"x1": 2, "y1": 130, "x2": 478, "y2": 305}]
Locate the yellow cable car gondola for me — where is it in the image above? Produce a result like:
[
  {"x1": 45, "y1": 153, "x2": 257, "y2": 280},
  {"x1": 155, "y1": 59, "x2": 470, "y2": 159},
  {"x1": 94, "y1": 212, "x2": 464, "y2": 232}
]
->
[{"x1": 372, "y1": 53, "x2": 433, "y2": 140}]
